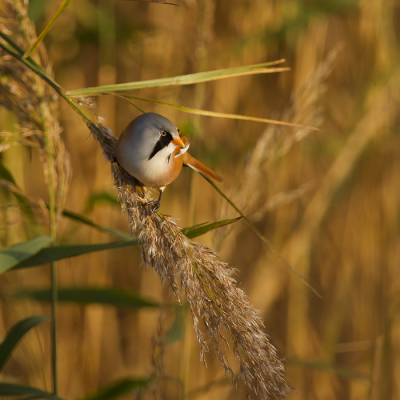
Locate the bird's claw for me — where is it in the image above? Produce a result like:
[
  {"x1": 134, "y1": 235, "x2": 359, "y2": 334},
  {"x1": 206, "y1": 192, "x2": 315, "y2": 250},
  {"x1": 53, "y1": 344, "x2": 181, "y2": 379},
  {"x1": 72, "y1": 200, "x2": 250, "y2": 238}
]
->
[{"x1": 144, "y1": 200, "x2": 160, "y2": 214}]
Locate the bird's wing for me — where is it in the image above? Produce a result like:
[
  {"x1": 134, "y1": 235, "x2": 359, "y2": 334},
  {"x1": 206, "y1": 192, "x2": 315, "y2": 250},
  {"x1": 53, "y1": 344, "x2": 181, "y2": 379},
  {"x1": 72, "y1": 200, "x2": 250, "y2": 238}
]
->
[{"x1": 182, "y1": 152, "x2": 222, "y2": 183}]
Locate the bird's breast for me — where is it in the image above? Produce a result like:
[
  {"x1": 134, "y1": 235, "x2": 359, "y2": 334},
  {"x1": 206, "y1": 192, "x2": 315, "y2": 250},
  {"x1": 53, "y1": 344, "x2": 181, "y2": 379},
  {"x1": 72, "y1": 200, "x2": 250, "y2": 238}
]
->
[{"x1": 117, "y1": 139, "x2": 183, "y2": 188}]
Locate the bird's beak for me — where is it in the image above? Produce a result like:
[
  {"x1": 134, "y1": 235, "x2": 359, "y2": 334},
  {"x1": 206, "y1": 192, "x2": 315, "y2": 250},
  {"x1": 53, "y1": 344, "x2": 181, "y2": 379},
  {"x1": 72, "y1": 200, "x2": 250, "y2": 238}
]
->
[
  {"x1": 171, "y1": 137, "x2": 185, "y2": 148},
  {"x1": 172, "y1": 137, "x2": 190, "y2": 158},
  {"x1": 175, "y1": 143, "x2": 190, "y2": 157}
]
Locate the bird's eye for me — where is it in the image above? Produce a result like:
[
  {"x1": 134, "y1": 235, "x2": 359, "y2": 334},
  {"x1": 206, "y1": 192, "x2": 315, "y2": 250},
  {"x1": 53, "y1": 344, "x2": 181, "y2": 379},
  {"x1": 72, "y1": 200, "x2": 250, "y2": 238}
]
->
[{"x1": 160, "y1": 131, "x2": 167, "y2": 136}]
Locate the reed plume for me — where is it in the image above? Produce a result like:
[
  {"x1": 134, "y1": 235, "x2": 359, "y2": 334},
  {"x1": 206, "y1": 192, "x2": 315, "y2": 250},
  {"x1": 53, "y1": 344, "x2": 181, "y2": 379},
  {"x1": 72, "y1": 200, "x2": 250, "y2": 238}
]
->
[
  {"x1": 84, "y1": 117, "x2": 291, "y2": 398},
  {"x1": 0, "y1": 0, "x2": 71, "y2": 229}
]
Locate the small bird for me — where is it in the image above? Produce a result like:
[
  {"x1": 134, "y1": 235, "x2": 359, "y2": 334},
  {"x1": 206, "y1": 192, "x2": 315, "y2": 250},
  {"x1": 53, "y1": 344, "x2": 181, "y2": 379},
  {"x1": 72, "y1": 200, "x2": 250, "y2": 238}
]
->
[{"x1": 116, "y1": 112, "x2": 222, "y2": 211}]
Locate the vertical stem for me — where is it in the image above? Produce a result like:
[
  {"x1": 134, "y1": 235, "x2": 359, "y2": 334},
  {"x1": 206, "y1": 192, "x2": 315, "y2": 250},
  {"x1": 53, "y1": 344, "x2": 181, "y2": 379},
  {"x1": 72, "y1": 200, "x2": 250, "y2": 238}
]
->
[
  {"x1": 50, "y1": 264, "x2": 57, "y2": 395},
  {"x1": 17, "y1": 8, "x2": 59, "y2": 393},
  {"x1": 36, "y1": 89, "x2": 58, "y2": 394},
  {"x1": 41, "y1": 102, "x2": 58, "y2": 395}
]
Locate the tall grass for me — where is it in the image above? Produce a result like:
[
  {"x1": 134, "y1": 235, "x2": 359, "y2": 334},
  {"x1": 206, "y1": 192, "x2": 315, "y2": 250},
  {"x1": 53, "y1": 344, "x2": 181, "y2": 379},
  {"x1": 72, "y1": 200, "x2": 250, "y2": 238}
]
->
[{"x1": 1, "y1": 0, "x2": 400, "y2": 399}]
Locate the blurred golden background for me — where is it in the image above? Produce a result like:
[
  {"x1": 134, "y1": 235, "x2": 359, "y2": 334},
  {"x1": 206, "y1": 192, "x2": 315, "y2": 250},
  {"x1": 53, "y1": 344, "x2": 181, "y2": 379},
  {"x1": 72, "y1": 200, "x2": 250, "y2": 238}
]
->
[{"x1": 1, "y1": 0, "x2": 400, "y2": 399}]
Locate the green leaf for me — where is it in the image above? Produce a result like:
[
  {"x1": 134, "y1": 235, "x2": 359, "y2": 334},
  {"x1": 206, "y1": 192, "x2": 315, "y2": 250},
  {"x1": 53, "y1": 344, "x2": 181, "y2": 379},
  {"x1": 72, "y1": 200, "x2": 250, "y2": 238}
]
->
[
  {"x1": 0, "y1": 316, "x2": 49, "y2": 372},
  {"x1": 0, "y1": 236, "x2": 53, "y2": 275},
  {"x1": 62, "y1": 207, "x2": 240, "y2": 241},
  {"x1": 23, "y1": 0, "x2": 75, "y2": 59},
  {"x1": 62, "y1": 209, "x2": 132, "y2": 241},
  {"x1": 0, "y1": 219, "x2": 242, "y2": 274},
  {"x1": 80, "y1": 378, "x2": 150, "y2": 400},
  {"x1": 20, "y1": 287, "x2": 160, "y2": 309},
  {"x1": 0, "y1": 32, "x2": 62, "y2": 93},
  {"x1": 181, "y1": 217, "x2": 242, "y2": 239},
  {"x1": 11, "y1": 240, "x2": 139, "y2": 270},
  {"x1": 0, "y1": 382, "x2": 65, "y2": 399},
  {"x1": 66, "y1": 60, "x2": 287, "y2": 96}
]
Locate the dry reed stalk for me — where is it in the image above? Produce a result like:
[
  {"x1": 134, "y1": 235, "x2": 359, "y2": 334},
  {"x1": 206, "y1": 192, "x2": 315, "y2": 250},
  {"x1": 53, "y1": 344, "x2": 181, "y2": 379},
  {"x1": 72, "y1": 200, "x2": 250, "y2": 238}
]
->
[{"x1": 0, "y1": 0, "x2": 71, "y2": 229}]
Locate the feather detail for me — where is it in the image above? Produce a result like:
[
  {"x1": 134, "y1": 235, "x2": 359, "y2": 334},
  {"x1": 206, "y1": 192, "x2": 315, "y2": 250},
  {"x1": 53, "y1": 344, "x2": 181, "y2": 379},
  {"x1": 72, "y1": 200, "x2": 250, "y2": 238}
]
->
[{"x1": 183, "y1": 152, "x2": 223, "y2": 183}]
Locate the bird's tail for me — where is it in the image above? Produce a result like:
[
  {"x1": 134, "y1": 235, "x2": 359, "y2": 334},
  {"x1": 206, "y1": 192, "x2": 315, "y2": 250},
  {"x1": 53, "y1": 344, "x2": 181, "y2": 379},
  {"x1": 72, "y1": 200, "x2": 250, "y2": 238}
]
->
[{"x1": 182, "y1": 152, "x2": 223, "y2": 183}]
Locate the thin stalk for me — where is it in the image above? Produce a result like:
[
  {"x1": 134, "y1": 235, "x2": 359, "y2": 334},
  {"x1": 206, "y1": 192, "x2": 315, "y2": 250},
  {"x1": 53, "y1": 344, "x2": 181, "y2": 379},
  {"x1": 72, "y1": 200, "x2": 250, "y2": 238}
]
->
[
  {"x1": 110, "y1": 93, "x2": 320, "y2": 131},
  {"x1": 37, "y1": 84, "x2": 58, "y2": 396},
  {"x1": 0, "y1": 32, "x2": 63, "y2": 93},
  {"x1": 23, "y1": 0, "x2": 75, "y2": 59},
  {"x1": 207, "y1": 179, "x2": 321, "y2": 298},
  {"x1": 0, "y1": 34, "x2": 98, "y2": 131}
]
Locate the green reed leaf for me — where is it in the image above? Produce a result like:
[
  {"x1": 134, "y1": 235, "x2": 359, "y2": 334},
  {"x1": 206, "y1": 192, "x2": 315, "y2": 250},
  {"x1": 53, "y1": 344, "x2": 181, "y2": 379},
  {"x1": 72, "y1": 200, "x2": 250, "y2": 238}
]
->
[
  {"x1": 20, "y1": 287, "x2": 160, "y2": 308},
  {"x1": 0, "y1": 316, "x2": 49, "y2": 372},
  {"x1": 0, "y1": 236, "x2": 53, "y2": 275},
  {"x1": 0, "y1": 382, "x2": 65, "y2": 399},
  {"x1": 61, "y1": 208, "x2": 133, "y2": 241},
  {"x1": 80, "y1": 378, "x2": 150, "y2": 400},
  {"x1": 182, "y1": 217, "x2": 242, "y2": 239},
  {"x1": 11, "y1": 240, "x2": 139, "y2": 270},
  {"x1": 8, "y1": 216, "x2": 236, "y2": 271},
  {"x1": 62, "y1": 207, "x2": 239, "y2": 241},
  {"x1": 66, "y1": 60, "x2": 288, "y2": 96},
  {"x1": 0, "y1": 31, "x2": 63, "y2": 93},
  {"x1": 23, "y1": 0, "x2": 75, "y2": 59}
]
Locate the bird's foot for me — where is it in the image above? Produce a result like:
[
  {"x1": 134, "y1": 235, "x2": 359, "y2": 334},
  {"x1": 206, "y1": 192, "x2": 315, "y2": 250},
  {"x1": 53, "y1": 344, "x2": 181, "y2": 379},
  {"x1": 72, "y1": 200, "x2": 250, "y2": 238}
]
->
[{"x1": 144, "y1": 200, "x2": 160, "y2": 214}]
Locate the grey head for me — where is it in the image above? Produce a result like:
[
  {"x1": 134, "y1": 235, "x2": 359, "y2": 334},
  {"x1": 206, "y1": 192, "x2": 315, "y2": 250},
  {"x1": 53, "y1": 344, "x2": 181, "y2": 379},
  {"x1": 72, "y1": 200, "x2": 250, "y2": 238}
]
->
[{"x1": 131, "y1": 113, "x2": 179, "y2": 160}]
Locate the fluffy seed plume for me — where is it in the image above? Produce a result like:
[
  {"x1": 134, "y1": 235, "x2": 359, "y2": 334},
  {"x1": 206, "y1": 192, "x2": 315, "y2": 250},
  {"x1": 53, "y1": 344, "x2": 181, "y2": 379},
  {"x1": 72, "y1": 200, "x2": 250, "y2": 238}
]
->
[
  {"x1": 86, "y1": 119, "x2": 291, "y2": 398},
  {"x1": 0, "y1": 0, "x2": 71, "y2": 227}
]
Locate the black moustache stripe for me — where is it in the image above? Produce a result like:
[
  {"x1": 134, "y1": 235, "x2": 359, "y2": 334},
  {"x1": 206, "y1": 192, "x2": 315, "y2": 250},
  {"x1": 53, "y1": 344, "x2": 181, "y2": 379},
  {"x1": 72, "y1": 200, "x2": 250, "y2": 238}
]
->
[{"x1": 148, "y1": 131, "x2": 173, "y2": 160}]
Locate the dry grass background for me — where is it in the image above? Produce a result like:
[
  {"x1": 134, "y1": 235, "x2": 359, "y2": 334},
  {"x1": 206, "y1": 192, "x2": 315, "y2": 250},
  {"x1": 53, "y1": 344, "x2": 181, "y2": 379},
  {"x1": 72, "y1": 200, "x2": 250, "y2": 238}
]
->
[{"x1": 1, "y1": 0, "x2": 400, "y2": 399}]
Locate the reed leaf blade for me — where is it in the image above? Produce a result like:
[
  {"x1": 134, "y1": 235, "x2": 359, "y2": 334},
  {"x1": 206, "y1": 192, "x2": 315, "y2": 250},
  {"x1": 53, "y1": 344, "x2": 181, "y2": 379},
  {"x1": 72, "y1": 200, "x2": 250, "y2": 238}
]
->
[
  {"x1": 181, "y1": 217, "x2": 242, "y2": 239},
  {"x1": 0, "y1": 382, "x2": 65, "y2": 400},
  {"x1": 80, "y1": 378, "x2": 151, "y2": 400},
  {"x1": 66, "y1": 60, "x2": 287, "y2": 96},
  {"x1": 19, "y1": 287, "x2": 160, "y2": 309},
  {"x1": 23, "y1": 0, "x2": 75, "y2": 59},
  {"x1": 10, "y1": 240, "x2": 140, "y2": 270},
  {"x1": 0, "y1": 316, "x2": 50, "y2": 372},
  {"x1": 61, "y1": 209, "x2": 132, "y2": 241},
  {"x1": 0, "y1": 236, "x2": 54, "y2": 275}
]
